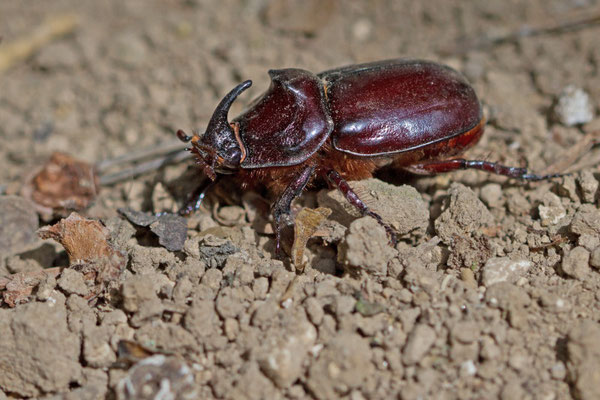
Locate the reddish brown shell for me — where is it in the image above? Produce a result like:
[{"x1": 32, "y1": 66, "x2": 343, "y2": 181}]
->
[
  {"x1": 235, "y1": 69, "x2": 333, "y2": 168},
  {"x1": 319, "y1": 59, "x2": 483, "y2": 156}
]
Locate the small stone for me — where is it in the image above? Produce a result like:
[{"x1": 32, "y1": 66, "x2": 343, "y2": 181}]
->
[
  {"x1": 109, "y1": 32, "x2": 148, "y2": 68},
  {"x1": 577, "y1": 170, "x2": 599, "y2": 203},
  {"x1": 554, "y1": 85, "x2": 595, "y2": 126},
  {"x1": 115, "y1": 355, "x2": 197, "y2": 400},
  {"x1": 224, "y1": 318, "x2": 239, "y2": 341},
  {"x1": 570, "y1": 204, "x2": 600, "y2": 236},
  {"x1": 481, "y1": 257, "x2": 532, "y2": 286},
  {"x1": 460, "y1": 360, "x2": 477, "y2": 377},
  {"x1": 402, "y1": 324, "x2": 436, "y2": 365},
  {"x1": 550, "y1": 362, "x2": 567, "y2": 380},
  {"x1": 538, "y1": 192, "x2": 567, "y2": 227},
  {"x1": 589, "y1": 246, "x2": 600, "y2": 269},
  {"x1": 561, "y1": 246, "x2": 591, "y2": 280}
]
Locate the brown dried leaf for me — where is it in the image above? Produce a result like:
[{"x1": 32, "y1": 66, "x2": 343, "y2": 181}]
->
[
  {"x1": 0, "y1": 267, "x2": 61, "y2": 307},
  {"x1": 22, "y1": 152, "x2": 99, "y2": 220},
  {"x1": 37, "y1": 213, "x2": 126, "y2": 286},
  {"x1": 291, "y1": 207, "x2": 331, "y2": 272}
]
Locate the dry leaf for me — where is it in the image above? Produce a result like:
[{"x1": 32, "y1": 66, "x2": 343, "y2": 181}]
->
[
  {"x1": 37, "y1": 213, "x2": 126, "y2": 288},
  {"x1": 291, "y1": 207, "x2": 331, "y2": 272},
  {"x1": 0, "y1": 268, "x2": 61, "y2": 307},
  {"x1": 22, "y1": 152, "x2": 99, "y2": 220}
]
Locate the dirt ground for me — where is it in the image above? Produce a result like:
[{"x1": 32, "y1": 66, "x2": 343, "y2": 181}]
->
[{"x1": 1, "y1": 0, "x2": 600, "y2": 399}]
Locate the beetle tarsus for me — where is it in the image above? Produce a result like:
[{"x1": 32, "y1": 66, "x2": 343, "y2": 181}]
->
[
  {"x1": 272, "y1": 165, "x2": 315, "y2": 256},
  {"x1": 326, "y1": 169, "x2": 397, "y2": 246}
]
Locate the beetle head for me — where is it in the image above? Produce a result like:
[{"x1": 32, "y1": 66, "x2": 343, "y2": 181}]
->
[{"x1": 178, "y1": 80, "x2": 252, "y2": 181}]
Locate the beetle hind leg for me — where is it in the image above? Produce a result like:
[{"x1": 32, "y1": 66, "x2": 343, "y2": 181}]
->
[
  {"x1": 326, "y1": 170, "x2": 398, "y2": 246},
  {"x1": 405, "y1": 159, "x2": 563, "y2": 181}
]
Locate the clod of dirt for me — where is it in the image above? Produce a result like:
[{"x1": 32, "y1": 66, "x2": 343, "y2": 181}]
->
[
  {"x1": 21, "y1": 152, "x2": 99, "y2": 220},
  {"x1": 570, "y1": 204, "x2": 600, "y2": 236},
  {"x1": 0, "y1": 302, "x2": 82, "y2": 397},
  {"x1": 115, "y1": 355, "x2": 197, "y2": 400},
  {"x1": 435, "y1": 183, "x2": 495, "y2": 241},
  {"x1": 38, "y1": 212, "x2": 127, "y2": 289},
  {"x1": 402, "y1": 323, "x2": 436, "y2": 365},
  {"x1": 197, "y1": 234, "x2": 239, "y2": 269},
  {"x1": 318, "y1": 178, "x2": 429, "y2": 237},
  {"x1": 337, "y1": 217, "x2": 396, "y2": 275},
  {"x1": 566, "y1": 320, "x2": 600, "y2": 400},
  {"x1": 257, "y1": 315, "x2": 317, "y2": 389},
  {"x1": 0, "y1": 267, "x2": 61, "y2": 307},
  {"x1": 561, "y1": 246, "x2": 591, "y2": 281},
  {"x1": 291, "y1": 207, "x2": 331, "y2": 271},
  {"x1": 0, "y1": 195, "x2": 39, "y2": 256},
  {"x1": 306, "y1": 332, "x2": 374, "y2": 399},
  {"x1": 118, "y1": 207, "x2": 187, "y2": 252},
  {"x1": 481, "y1": 257, "x2": 532, "y2": 287},
  {"x1": 57, "y1": 268, "x2": 89, "y2": 296},
  {"x1": 554, "y1": 85, "x2": 595, "y2": 126},
  {"x1": 590, "y1": 246, "x2": 600, "y2": 269},
  {"x1": 435, "y1": 183, "x2": 495, "y2": 268}
]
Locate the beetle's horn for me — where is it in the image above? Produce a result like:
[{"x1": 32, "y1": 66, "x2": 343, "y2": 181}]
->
[{"x1": 206, "y1": 80, "x2": 252, "y2": 133}]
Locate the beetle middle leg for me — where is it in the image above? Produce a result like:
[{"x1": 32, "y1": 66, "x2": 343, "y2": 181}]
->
[
  {"x1": 326, "y1": 170, "x2": 398, "y2": 245},
  {"x1": 405, "y1": 159, "x2": 562, "y2": 181},
  {"x1": 272, "y1": 165, "x2": 316, "y2": 257}
]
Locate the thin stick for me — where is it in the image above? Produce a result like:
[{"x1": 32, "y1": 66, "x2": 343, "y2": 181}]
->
[
  {"x1": 95, "y1": 140, "x2": 188, "y2": 173},
  {"x1": 445, "y1": 12, "x2": 600, "y2": 55},
  {"x1": 0, "y1": 14, "x2": 78, "y2": 73},
  {"x1": 99, "y1": 149, "x2": 191, "y2": 186}
]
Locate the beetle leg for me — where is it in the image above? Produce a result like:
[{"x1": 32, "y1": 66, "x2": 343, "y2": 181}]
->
[
  {"x1": 178, "y1": 176, "x2": 218, "y2": 216},
  {"x1": 272, "y1": 165, "x2": 315, "y2": 257},
  {"x1": 326, "y1": 170, "x2": 398, "y2": 245},
  {"x1": 405, "y1": 159, "x2": 562, "y2": 181}
]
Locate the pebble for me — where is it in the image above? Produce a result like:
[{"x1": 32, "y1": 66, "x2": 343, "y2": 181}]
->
[
  {"x1": 402, "y1": 324, "x2": 436, "y2": 365},
  {"x1": 554, "y1": 85, "x2": 595, "y2": 126},
  {"x1": 338, "y1": 217, "x2": 395, "y2": 275},
  {"x1": 589, "y1": 246, "x2": 600, "y2": 269},
  {"x1": 538, "y1": 192, "x2": 567, "y2": 227},
  {"x1": 577, "y1": 170, "x2": 599, "y2": 203},
  {"x1": 570, "y1": 204, "x2": 600, "y2": 236},
  {"x1": 481, "y1": 257, "x2": 532, "y2": 286},
  {"x1": 561, "y1": 246, "x2": 591, "y2": 280},
  {"x1": 480, "y1": 183, "x2": 504, "y2": 208}
]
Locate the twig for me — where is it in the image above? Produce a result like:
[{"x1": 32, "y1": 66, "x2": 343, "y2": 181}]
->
[
  {"x1": 98, "y1": 148, "x2": 191, "y2": 186},
  {"x1": 444, "y1": 11, "x2": 600, "y2": 55},
  {"x1": 0, "y1": 14, "x2": 78, "y2": 73},
  {"x1": 542, "y1": 130, "x2": 600, "y2": 175}
]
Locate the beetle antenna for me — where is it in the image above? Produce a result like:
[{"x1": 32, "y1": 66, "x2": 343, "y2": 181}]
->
[{"x1": 176, "y1": 129, "x2": 192, "y2": 143}]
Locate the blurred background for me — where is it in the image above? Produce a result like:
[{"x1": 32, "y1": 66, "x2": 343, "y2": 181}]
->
[{"x1": 1, "y1": 0, "x2": 598, "y2": 187}]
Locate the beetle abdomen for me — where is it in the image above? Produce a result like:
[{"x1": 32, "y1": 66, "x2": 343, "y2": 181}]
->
[{"x1": 320, "y1": 60, "x2": 482, "y2": 157}]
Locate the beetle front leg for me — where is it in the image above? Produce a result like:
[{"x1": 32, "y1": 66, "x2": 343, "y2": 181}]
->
[
  {"x1": 272, "y1": 165, "x2": 315, "y2": 257},
  {"x1": 326, "y1": 170, "x2": 398, "y2": 245},
  {"x1": 178, "y1": 176, "x2": 219, "y2": 216},
  {"x1": 405, "y1": 159, "x2": 562, "y2": 181}
]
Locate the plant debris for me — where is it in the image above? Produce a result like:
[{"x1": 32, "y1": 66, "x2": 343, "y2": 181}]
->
[
  {"x1": 22, "y1": 152, "x2": 99, "y2": 220},
  {"x1": 118, "y1": 207, "x2": 187, "y2": 251},
  {"x1": 291, "y1": 207, "x2": 331, "y2": 271}
]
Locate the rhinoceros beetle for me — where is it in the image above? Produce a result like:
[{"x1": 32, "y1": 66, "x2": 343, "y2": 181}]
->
[{"x1": 177, "y1": 59, "x2": 558, "y2": 253}]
